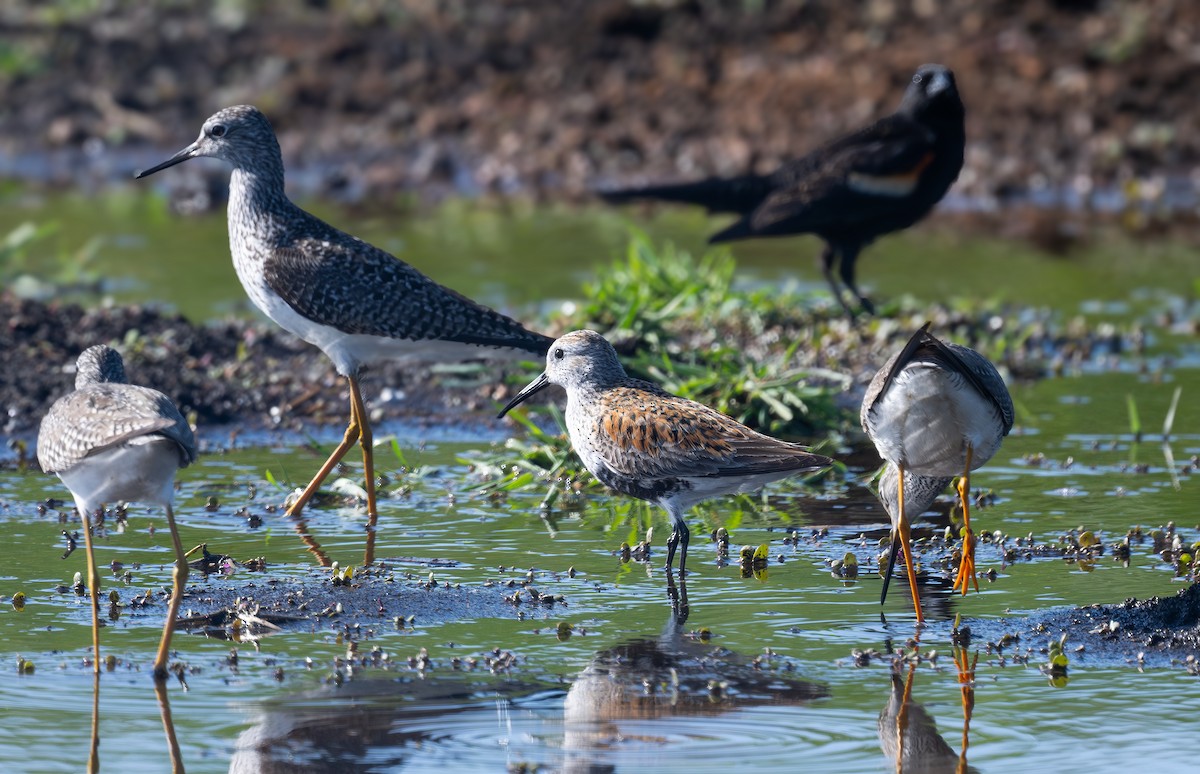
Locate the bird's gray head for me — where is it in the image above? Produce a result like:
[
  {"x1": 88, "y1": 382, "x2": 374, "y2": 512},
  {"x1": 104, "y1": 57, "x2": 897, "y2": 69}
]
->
[
  {"x1": 135, "y1": 105, "x2": 281, "y2": 179},
  {"x1": 74, "y1": 345, "x2": 127, "y2": 389},
  {"x1": 899, "y1": 64, "x2": 962, "y2": 121},
  {"x1": 497, "y1": 330, "x2": 627, "y2": 418}
]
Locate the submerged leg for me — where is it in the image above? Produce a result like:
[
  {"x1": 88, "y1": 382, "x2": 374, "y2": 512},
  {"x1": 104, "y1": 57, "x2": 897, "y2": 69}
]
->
[
  {"x1": 896, "y1": 464, "x2": 925, "y2": 623},
  {"x1": 77, "y1": 503, "x2": 102, "y2": 674},
  {"x1": 952, "y1": 445, "x2": 979, "y2": 595},
  {"x1": 348, "y1": 374, "x2": 380, "y2": 566},
  {"x1": 285, "y1": 377, "x2": 363, "y2": 518},
  {"x1": 153, "y1": 504, "x2": 188, "y2": 682}
]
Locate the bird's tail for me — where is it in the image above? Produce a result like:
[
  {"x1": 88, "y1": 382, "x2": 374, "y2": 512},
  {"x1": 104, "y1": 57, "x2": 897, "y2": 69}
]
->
[{"x1": 598, "y1": 175, "x2": 769, "y2": 214}]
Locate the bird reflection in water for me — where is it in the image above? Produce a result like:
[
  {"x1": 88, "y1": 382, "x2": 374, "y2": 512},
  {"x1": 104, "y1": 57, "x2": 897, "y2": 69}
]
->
[
  {"x1": 879, "y1": 643, "x2": 977, "y2": 774},
  {"x1": 562, "y1": 575, "x2": 828, "y2": 770},
  {"x1": 87, "y1": 676, "x2": 185, "y2": 773},
  {"x1": 154, "y1": 679, "x2": 186, "y2": 774}
]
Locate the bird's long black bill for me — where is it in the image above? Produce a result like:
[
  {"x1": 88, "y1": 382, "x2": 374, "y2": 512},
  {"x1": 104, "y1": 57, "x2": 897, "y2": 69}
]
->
[
  {"x1": 497, "y1": 372, "x2": 550, "y2": 418},
  {"x1": 880, "y1": 530, "x2": 901, "y2": 605},
  {"x1": 134, "y1": 143, "x2": 198, "y2": 179}
]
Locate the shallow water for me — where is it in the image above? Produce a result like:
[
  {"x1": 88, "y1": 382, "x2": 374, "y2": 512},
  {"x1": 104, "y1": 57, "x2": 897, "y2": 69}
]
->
[
  {"x1": 1, "y1": 369, "x2": 1198, "y2": 772},
  {"x1": 1, "y1": 193, "x2": 1199, "y2": 772}
]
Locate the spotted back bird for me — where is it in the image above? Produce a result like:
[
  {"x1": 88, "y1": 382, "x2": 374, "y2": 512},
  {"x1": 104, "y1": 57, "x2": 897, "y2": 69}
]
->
[
  {"x1": 861, "y1": 322, "x2": 1013, "y2": 622},
  {"x1": 37, "y1": 345, "x2": 197, "y2": 681},
  {"x1": 135, "y1": 106, "x2": 552, "y2": 564},
  {"x1": 498, "y1": 330, "x2": 833, "y2": 573},
  {"x1": 600, "y1": 64, "x2": 965, "y2": 317}
]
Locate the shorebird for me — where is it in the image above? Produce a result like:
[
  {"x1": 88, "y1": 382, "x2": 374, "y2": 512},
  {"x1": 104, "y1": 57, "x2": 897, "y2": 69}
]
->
[
  {"x1": 37, "y1": 345, "x2": 197, "y2": 680},
  {"x1": 601, "y1": 64, "x2": 965, "y2": 316},
  {"x1": 498, "y1": 330, "x2": 833, "y2": 573},
  {"x1": 135, "y1": 105, "x2": 552, "y2": 559},
  {"x1": 861, "y1": 323, "x2": 1013, "y2": 622}
]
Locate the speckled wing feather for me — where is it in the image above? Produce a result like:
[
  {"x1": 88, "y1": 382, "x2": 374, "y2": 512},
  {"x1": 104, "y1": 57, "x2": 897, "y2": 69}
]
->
[
  {"x1": 595, "y1": 384, "x2": 825, "y2": 481},
  {"x1": 731, "y1": 115, "x2": 938, "y2": 238},
  {"x1": 37, "y1": 384, "x2": 197, "y2": 473},
  {"x1": 262, "y1": 236, "x2": 552, "y2": 355}
]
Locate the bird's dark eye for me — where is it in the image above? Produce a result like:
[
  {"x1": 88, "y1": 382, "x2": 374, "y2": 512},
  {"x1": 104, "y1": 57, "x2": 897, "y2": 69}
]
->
[
  {"x1": 210, "y1": 124, "x2": 227, "y2": 138},
  {"x1": 553, "y1": 348, "x2": 565, "y2": 360},
  {"x1": 912, "y1": 74, "x2": 923, "y2": 85}
]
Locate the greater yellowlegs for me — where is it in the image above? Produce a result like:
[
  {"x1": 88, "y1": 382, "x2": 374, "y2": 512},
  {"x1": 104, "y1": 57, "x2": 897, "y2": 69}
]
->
[
  {"x1": 601, "y1": 65, "x2": 965, "y2": 316},
  {"x1": 861, "y1": 322, "x2": 1013, "y2": 621},
  {"x1": 135, "y1": 106, "x2": 551, "y2": 563},
  {"x1": 499, "y1": 330, "x2": 833, "y2": 573},
  {"x1": 38, "y1": 345, "x2": 196, "y2": 680}
]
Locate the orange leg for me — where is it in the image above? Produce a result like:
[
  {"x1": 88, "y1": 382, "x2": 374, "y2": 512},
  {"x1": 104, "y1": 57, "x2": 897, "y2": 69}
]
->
[
  {"x1": 952, "y1": 446, "x2": 979, "y2": 595},
  {"x1": 284, "y1": 390, "x2": 362, "y2": 518},
  {"x1": 348, "y1": 374, "x2": 380, "y2": 566},
  {"x1": 79, "y1": 506, "x2": 102, "y2": 675},
  {"x1": 152, "y1": 504, "x2": 188, "y2": 682},
  {"x1": 897, "y1": 463, "x2": 925, "y2": 623}
]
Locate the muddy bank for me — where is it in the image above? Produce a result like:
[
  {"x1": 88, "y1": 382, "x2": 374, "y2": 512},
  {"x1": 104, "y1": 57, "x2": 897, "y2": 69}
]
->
[
  {"x1": 0, "y1": 292, "x2": 542, "y2": 447},
  {"x1": 1, "y1": 290, "x2": 1156, "y2": 448},
  {"x1": 0, "y1": 1, "x2": 1197, "y2": 216},
  {"x1": 965, "y1": 583, "x2": 1200, "y2": 667}
]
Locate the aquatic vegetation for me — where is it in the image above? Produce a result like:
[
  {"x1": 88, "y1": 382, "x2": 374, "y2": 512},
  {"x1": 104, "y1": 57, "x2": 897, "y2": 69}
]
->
[{"x1": 548, "y1": 233, "x2": 848, "y2": 438}]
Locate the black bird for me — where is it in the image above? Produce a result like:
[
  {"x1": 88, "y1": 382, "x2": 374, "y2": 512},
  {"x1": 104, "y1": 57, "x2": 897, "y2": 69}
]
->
[{"x1": 600, "y1": 64, "x2": 965, "y2": 317}]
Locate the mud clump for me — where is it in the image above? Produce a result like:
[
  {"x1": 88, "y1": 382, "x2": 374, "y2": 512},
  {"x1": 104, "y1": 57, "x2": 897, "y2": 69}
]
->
[{"x1": 0, "y1": 293, "x2": 537, "y2": 445}]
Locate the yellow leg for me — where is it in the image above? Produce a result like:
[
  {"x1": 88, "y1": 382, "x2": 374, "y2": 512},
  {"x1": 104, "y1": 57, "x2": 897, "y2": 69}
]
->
[
  {"x1": 348, "y1": 374, "x2": 380, "y2": 566},
  {"x1": 154, "y1": 676, "x2": 185, "y2": 773},
  {"x1": 897, "y1": 464, "x2": 924, "y2": 623},
  {"x1": 153, "y1": 504, "x2": 188, "y2": 682},
  {"x1": 953, "y1": 446, "x2": 979, "y2": 595},
  {"x1": 79, "y1": 506, "x2": 102, "y2": 675},
  {"x1": 285, "y1": 380, "x2": 363, "y2": 518}
]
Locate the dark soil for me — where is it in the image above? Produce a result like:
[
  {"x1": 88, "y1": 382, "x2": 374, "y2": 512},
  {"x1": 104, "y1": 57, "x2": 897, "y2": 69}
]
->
[
  {"x1": 1, "y1": 0, "x2": 1197, "y2": 214},
  {"x1": 1, "y1": 290, "x2": 1151, "y2": 450},
  {"x1": 966, "y1": 583, "x2": 1200, "y2": 666},
  {"x1": 0, "y1": 292, "x2": 543, "y2": 449}
]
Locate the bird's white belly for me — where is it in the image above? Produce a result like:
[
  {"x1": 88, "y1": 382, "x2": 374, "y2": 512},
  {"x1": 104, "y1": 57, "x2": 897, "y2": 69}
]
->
[
  {"x1": 869, "y1": 364, "x2": 1003, "y2": 476},
  {"x1": 58, "y1": 437, "x2": 182, "y2": 512},
  {"x1": 231, "y1": 246, "x2": 524, "y2": 376}
]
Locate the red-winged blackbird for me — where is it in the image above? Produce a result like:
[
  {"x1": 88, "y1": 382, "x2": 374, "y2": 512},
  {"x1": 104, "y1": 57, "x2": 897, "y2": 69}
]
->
[{"x1": 600, "y1": 64, "x2": 965, "y2": 317}]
